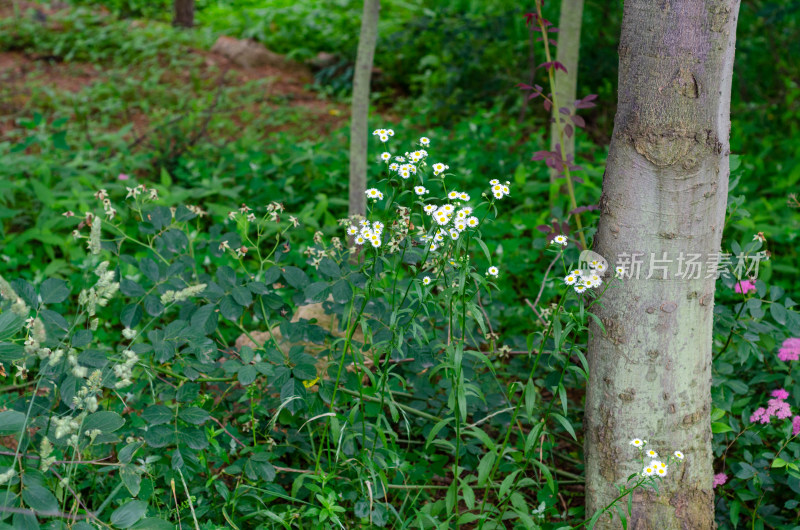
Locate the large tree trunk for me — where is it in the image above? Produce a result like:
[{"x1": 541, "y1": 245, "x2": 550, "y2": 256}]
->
[
  {"x1": 348, "y1": 0, "x2": 380, "y2": 219},
  {"x1": 173, "y1": 0, "x2": 194, "y2": 28},
  {"x1": 549, "y1": 0, "x2": 584, "y2": 185},
  {"x1": 584, "y1": 1, "x2": 740, "y2": 528}
]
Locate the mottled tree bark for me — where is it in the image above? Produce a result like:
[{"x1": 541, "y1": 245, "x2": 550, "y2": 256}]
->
[
  {"x1": 584, "y1": 1, "x2": 740, "y2": 528},
  {"x1": 348, "y1": 0, "x2": 380, "y2": 219},
  {"x1": 550, "y1": 0, "x2": 584, "y2": 184},
  {"x1": 173, "y1": 0, "x2": 194, "y2": 28}
]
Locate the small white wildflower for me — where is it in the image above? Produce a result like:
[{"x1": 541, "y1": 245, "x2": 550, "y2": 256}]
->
[
  {"x1": 630, "y1": 439, "x2": 646, "y2": 448},
  {"x1": 487, "y1": 266, "x2": 499, "y2": 277},
  {"x1": 381, "y1": 152, "x2": 391, "y2": 161},
  {"x1": 422, "y1": 276, "x2": 431, "y2": 285},
  {"x1": 552, "y1": 234, "x2": 568, "y2": 246},
  {"x1": 420, "y1": 137, "x2": 430, "y2": 147},
  {"x1": 646, "y1": 449, "x2": 659, "y2": 458},
  {"x1": 415, "y1": 186, "x2": 428, "y2": 196},
  {"x1": 423, "y1": 205, "x2": 437, "y2": 215},
  {"x1": 432, "y1": 163, "x2": 449, "y2": 176},
  {"x1": 673, "y1": 451, "x2": 684, "y2": 460},
  {"x1": 564, "y1": 274, "x2": 578, "y2": 286}
]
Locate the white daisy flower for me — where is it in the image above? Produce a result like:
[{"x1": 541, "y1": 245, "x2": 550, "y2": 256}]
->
[
  {"x1": 434, "y1": 230, "x2": 445, "y2": 242},
  {"x1": 574, "y1": 284, "x2": 588, "y2": 294},
  {"x1": 420, "y1": 137, "x2": 430, "y2": 146},
  {"x1": 454, "y1": 220, "x2": 467, "y2": 231},
  {"x1": 422, "y1": 276, "x2": 431, "y2": 285},
  {"x1": 486, "y1": 266, "x2": 499, "y2": 277},
  {"x1": 646, "y1": 450, "x2": 659, "y2": 458},
  {"x1": 386, "y1": 129, "x2": 394, "y2": 137},
  {"x1": 440, "y1": 204, "x2": 455, "y2": 214},
  {"x1": 459, "y1": 192, "x2": 470, "y2": 201},
  {"x1": 355, "y1": 235, "x2": 366, "y2": 245},
  {"x1": 615, "y1": 266, "x2": 626, "y2": 279},
  {"x1": 372, "y1": 129, "x2": 386, "y2": 136},
  {"x1": 460, "y1": 207, "x2": 473, "y2": 217},
  {"x1": 347, "y1": 226, "x2": 358, "y2": 236},
  {"x1": 673, "y1": 451, "x2": 684, "y2": 460},
  {"x1": 381, "y1": 152, "x2": 391, "y2": 161},
  {"x1": 642, "y1": 466, "x2": 655, "y2": 477},
  {"x1": 373, "y1": 221, "x2": 384, "y2": 233},
  {"x1": 379, "y1": 134, "x2": 389, "y2": 142},
  {"x1": 415, "y1": 186, "x2": 428, "y2": 195},
  {"x1": 630, "y1": 439, "x2": 646, "y2": 448},
  {"x1": 432, "y1": 163, "x2": 449, "y2": 176},
  {"x1": 423, "y1": 204, "x2": 437, "y2": 215},
  {"x1": 448, "y1": 191, "x2": 460, "y2": 200},
  {"x1": 489, "y1": 179, "x2": 499, "y2": 186},
  {"x1": 655, "y1": 466, "x2": 667, "y2": 477},
  {"x1": 371, "y1": 238, "x2": 381, "y2": 248},
  {"x1": 389, "y1": 163, "x2": 399, "y2": 172},
  {"x1": 564, "y1": 274, "x2": 578, "y2": 285},
  {"x1": 429, "y1": 242, "x2": 438, "y2": 252},
  {"x1": 552, "y1": 234, "x2": 568, "y2": 246},
  {"x1": 466, "y1": 216, "x2": 479, "y2": 228}
]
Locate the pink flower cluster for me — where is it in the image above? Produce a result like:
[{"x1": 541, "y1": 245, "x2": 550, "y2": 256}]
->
[
  {"x1": 713, "y1": 473, "x2": 728, "y2": 488},
  {"x1": 778, "y1": 337, "x2": 800, "y2": 362},
  {"x1": 794, "y1": 416, "x2": 800, "y2": 437},
  {"x1": 750, "y1": 389, "x2": 793, "y2": 424},
  {"x1": 734, "y1": 279, "x2": 756, "y2": 294}
]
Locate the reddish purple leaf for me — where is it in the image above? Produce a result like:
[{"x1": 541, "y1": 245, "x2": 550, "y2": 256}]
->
[
  {"x1": 564, "y1": 124, "x2": 574, "y2": 138},
  {"x1": 549, "y1": 38, "x2": 558, "y2": 46},
  {"x1": 553, "y1": 61, "x2": 568, "y2": 73},
  {"x1": 559, "y1": 107, "x2": 570, "y2": 115},
  {"x1": 543, "y1": 99, "x2": 552, "y2": 111},
  {"x1": 570, "y1": 114, "x2": 586, "y2": 127},
  {"x1": 570, "y1": 205, "x2": 600, "y2": 215}
]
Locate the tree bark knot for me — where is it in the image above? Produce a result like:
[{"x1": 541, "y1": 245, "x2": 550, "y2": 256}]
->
[{"x1": 623, "y1": 127, "x2": 722, "y2": 169}]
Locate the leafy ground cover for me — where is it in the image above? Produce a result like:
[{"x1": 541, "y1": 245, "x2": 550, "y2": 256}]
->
[{"x1": 0, "y1": 1, "x2": 798, "y2": 528}]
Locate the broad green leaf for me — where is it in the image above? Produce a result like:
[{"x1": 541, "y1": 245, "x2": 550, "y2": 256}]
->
[
  {"x1": 110, "y1": 500, "x2": 147, "y2": 528},
  {"x1": 40, "y1": 278, "x2": 70, "y2": 304}
]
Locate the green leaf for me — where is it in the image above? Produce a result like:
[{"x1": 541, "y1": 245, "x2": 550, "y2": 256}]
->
[
  {"x1": 191, "y1": 304, "x2": 218, "y2": 335},
  {"x1": 143, "y1": 425, "x2": 173, "y2": 448},
  {"x1": 118, "y1": 442, "x2": 144, "y2": 464},
  {"x1": 282, "y1": 266, "x2": 309, "y2": 289},
  {"x1": 121, "y1": 304, "x2": 143, "y2": 329},
  {"x1": 770, "y1": 302, "x2": 787, "y2": 325},
  {"x1": 0, "y1": 410, "x2": 26, "y2": 435},
  {"x1": 40, "y1": 278, "x2": 70, "y2": 304},
  {"x1": 476, "y1": 452, "x2": 496, "y2": 487},
  {"x1": 0, "y1": 312, "x2": 23, "y2": 341},
  {"x1": 22, "y1": 483, "x2": 58, "y2": 513},
  {"x1": 498, "y1": 470, "x2": 520, "y2": 500},
  {"x1": 263, "y1": 266, "x2": 281, "y2": 285},
  {"x1": 179, "y1": 407, "x2": 210, "y2": 425},
  {"x1": 551, "y1": 412, "x2": 577, "y2": 440},
  {"x1": 82, "y1": 411, "x2": 124, "y2": 433},
  {"x1": 232, "y1": 286, "x2": 253, "y2": 306},
  {"x1": 292, "y1": 363, "x2": 317, "y2": 381},
  {"x1": 179, "y1": 426, "x2": 208, "y2": 450},
  {"x1": 120, "y1": 279, "x2": 146, "y2": 297},
  {"x1": 142, "y1": 405, "x2": 172, "y2": 425},
  {"x1": 711, "y1": 422, "x2": 734, "y2": 434},
  {"x1": 238, "y1": 365, "x2": 258, "y2": 386},
  {"x1": 110, "y1": 500, "x2": 147, "y2": 528},
  {"x1": 318, "y1": 258, "x2": 342, "y2": 279},
  {"x1": 220, "y1": 295, "x2": 242, "y2": 321},
  {"x1": 303, "y1": 282, "x2": 330, "y2": 303},
  {"x1": 120, "y1": 465, "x2": 141, "y2": 496},
  {"x1": 331, "y1": 280, "x2": 353, "y2": 304},
  {"x1": 771, "y1": 457, "x2": 788, "y2": 468}
]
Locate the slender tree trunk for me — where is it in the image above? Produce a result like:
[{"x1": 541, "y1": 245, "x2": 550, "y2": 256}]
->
[
  {"x1": 584, "y1": 1, "x2": 740, "y2": 528},
  {"x1": 549, "y1": 0, "x2": 584, "y2": 184},
  {"x1": 173, "y1": 0, "x2": 194, "y2": 28},
  {"x1": 348, "y1": 0, "x2": 380, "y2": 219}
]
